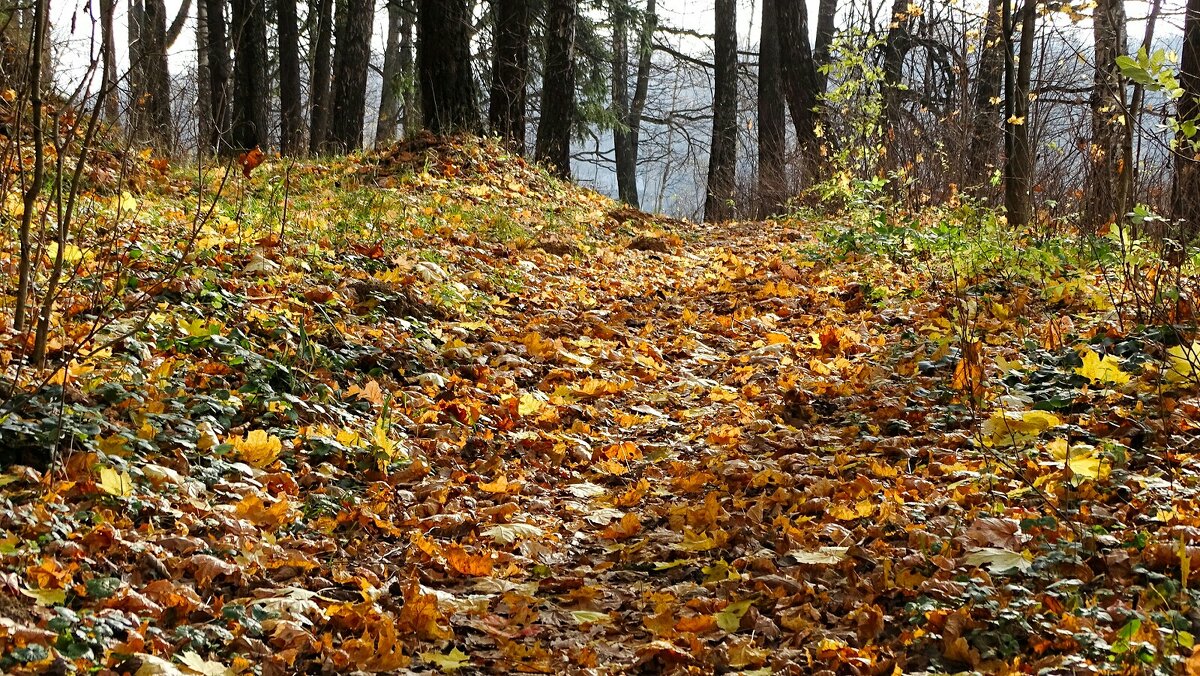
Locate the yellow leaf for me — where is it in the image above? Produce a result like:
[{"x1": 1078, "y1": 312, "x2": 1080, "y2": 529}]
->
[
  {"x1": 231, "y1": 429, "x2": 283, "y2": 468},
  {"x1": 982, "y1": 410, "x2": 1062, "y2": 447},
  {"x1": 1075, "y1": 348, "x2": 1130, "y2": 385},
  {"x1": 113, "y1": 191, "x2": 138, "y2": 213},
  {"x1": 98, "y1": 467, "x2": 133, "y2": 497},
  {"x1": 421, "y1": 648, "x2": 470, "y2": 672},
  {"x1": 1166, "y1": 342, "x2": 1200, "y2": 384},
  {"x1": 518, "y1": 393, "x2": 543, "y2": 416}
]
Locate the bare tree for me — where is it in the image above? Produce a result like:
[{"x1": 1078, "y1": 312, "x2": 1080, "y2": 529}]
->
[
  {"x1": 1086, "y1": 0, "x2": 1128, "y2": 228},
  {"x1": 966, "y1": 0, "x2": 1005, "y2": 190},
  {"x1": 704, "y1": 0, "x2": 736, "y2": 221},
  {"x1": 1177, "y1": 0, "x2": 1200, "y2": 229},
  {"x1": 308, "y1": 0, "x2": 334, "y2": 152},
  {"x1": 1004, "y1": 0, "x2": 1036, "y2": 226},
  {"x1": 758, "y1": 0, "x2": 786, "y2": 217},
  {"x1": 535, "y1": 0, "x2": 577, "y2": 177}
]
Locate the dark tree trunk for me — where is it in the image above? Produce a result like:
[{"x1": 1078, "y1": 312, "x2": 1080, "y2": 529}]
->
[
  {"x1": 629, "y1": 0, "x2": 656, "y2": 181},
  {"x1": 813, "y1": 0, "x2": 836, "y2": 89},
  {"x1": 203, "y1": 0, "x2": 232, "y2": 152},
  {"x1": 881, "y1": 0, "x2": 910, "y2": 139},
  {"x1": 277, "y1": 0, "x2": 303, "y2": 154},
  {"x1": 966, "y1": 0, "x2": 1005, "y2": 190},
  {"x1": 329, "y1": 0, "x2": 374, "y2": 151},
  {"x1": 778, "y1": 0, "x2": 821, "y2": 149},
  {"x1": 535, "y1": 0, "x2": 576, "y2": 177},
  {"x1": 419, "y1": 0, "x2": 481, "y2": 134},
  {"x1": 1176, "y1": 0, "x2": 1200, "y2": 229},
  {"x1": 704, "y1": 0, "x2": 737, "y2": 222},
  {"x1": 230, "y1": 0, "x2": 270, "y2": 150},
  {"x1": 489, "y1": 0, "x2": 530, "y2": 151},
  {"x1": 757, "y1": 0, "x2": 786, "y2": 217},
  {"x1": 400, "y1": 4, "x2": 419, "y2": 134},
  {"x1": 611, "y1": 0, "x2": 637, "y2": 205},
  {"x1": 99, "y1": 0, "x2": 119, "y2": 122},
  {"x1": 1005, "y1": 0, "x2": 1036, "y2": 226},
  {"x1": 1086, "y1": 0, "x2": 1128, "y2": 228},
  {"x1": 129, "y1": 0, "x2": 174, "y2": 147},
  {"x1": 377, "y1": 0, "x2": 407, "y2": 145},
  {"x1": 308, "y1": 0, "x2": 334, "y2": 153}
]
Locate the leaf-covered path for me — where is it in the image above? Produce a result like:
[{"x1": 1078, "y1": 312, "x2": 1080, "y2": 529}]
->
[{"x1": 3, "y1": 140, "x2": 1199, "y2": 674}]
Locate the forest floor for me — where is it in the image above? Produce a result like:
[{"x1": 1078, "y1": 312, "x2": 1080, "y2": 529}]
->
[{"x1": 2, "y1": 136, "x2": 1200, "y2": 675}]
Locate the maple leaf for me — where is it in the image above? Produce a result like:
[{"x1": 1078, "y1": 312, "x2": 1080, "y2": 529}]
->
[
  {"x1": 1075, "y1": 347, "x2": 1130, "y2": 385},
  {"x1": 230, "y1": 429, "x2": 283, "y2": 468},
  {"x1": 239, "y1": 146, "x2": 265, "y2": 177}
]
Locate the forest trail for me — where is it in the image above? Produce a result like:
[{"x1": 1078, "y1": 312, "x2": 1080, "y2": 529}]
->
[{"x1": 1, "y1": 140, "x2": 1197, "y2": 674}]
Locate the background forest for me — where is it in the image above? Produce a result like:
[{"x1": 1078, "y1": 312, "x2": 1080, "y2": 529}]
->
[{"x1": 3, "y1": 0, "x2": 1198, "y2": 223}]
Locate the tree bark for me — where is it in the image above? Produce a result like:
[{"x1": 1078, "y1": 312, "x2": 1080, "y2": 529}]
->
[
  {"x1": 1126, "y1": 0, "x2": 1161, "y2": 226},
  {"x1": 99, "y1": 0, "x2": 119, "y2": 122},
  {"x1": 1004, "y1": 0, "x2": 1036, "y2": 227},
  {"x1": 277, "y1": 0, "x2": 303, "y2": 154},
  {"x1": 419, "y1": 0, "x2": 481, "y2": 134},
  {"x1": 704, "y1": 0, "x2": 737, "y2": 222},
  {"x1": 629, "y1": 0, "x2": 656, "y2": 184},
  {"x1": 129, "y1": 0, "x2": 174, "y2": 147},
  {"x1": 203, "y1": 0, "x2": 232, "y2": 152},
  {"x1": 881, "y1": 0, "x2": 910, "y2": 140},
  {"x1": 757, "y1": 0, "x2": 786, "y2": 217},
  {"x1": 813, "y1": 0, "x2": 836, "y2": 90},
  {"x1": 377, "y1": 0, "x2": 406, "y2": 146},
  {"x1": 489, "y1": 0, "x2": 530, "y2": 152},
  {"x1": 966, "y1": 0, "x2": 1005, "y2": 189},
  {"x1": 1175, "y1": 0, "x2": 1200, "y2": 230},
  {"x1": 400, "y1": 4, "x2": 419, "y2": 134},
  {"x1": 1086, "y1": 0, "x2": 1128, "y2": 228},
  {"x1": 535, "y1": 0, "x2": 576, "y2": 177},
  {"x1": 778, "y1": 0, "x2": 821, "y2": 150},
  {"x1": 230, "y1": 0, "x2": 270, "y2": 150},
  {"x1": 330, "y1": 0, "x2": 374, "y2": 151},
  {"x1": 308, "y1": 0, "x2": 334, "y2": 153},
  {"x1": 611, "y1": 0, "x2": 637, "y2": 204}
]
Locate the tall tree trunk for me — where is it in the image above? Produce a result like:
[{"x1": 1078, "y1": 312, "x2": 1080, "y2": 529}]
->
[
  {"x1": 400, "y1": 3, "x2": 419, "y2": 134},
  {"x1": 99, "y1": 0, "x2": 119, "y2": 122},
  {"x1": 1175, "y1": 0, "x2": 1200, "y2": 230},
  {"x1": 1086, "y1": 0, "x2": 1128, "y2": 228},
  {"x1": 629, "y1": 0, "x2": 656, "y2": 185},
  {"x1": 377, "y1": 0, "x2": 406, "y2": 146},
  {"x1": 230, "y1": 0, "x2": 270, "y2": 150},
  {"x1": 489, "y1": 0, "x2": 530, "y2": 151},
  {"x1": 535, "y1": 0, "x2": 576, "y2": 177},
  {"x1": 778, "y1": 0, "x2": 821, "y2": 150},
  {"x1": 129, "y1": 0, "x2": 174, "y2": 147},
  {"x1": 881, "y1": 0, "x2": 910, "y2": 140},
  {"x1": 757, "y1": 0, "x2": 786, "y2": 217},
  {"x1": 611, "y1": 0, "x2": 637, "y2": 205},
  {"x1": 704, "y1": 0, "x2": 737, "y2": 222},
  {"x1": 966, "y1": 0, "x2": 1005, "y2": 189},
  {"x1": 329, "y1": 0, "x2": 374, "y2": 151},
  {"x1": 1005, "y1": 0, "x2": 1036, "y2": 226},
  {"x1": 204, "y1": 0, "x2": 232, "y2": 153},
  {"x1": 813, "y1": 0, "x2": 837, "y2": 90},
  {"x1": 308, "y1": 0, "x2": 334, "y2": 153},
  {"x1": 197, "y1": 0, "x2": 211, "y2": 153},
  {"x1": 277, "y1": 0, "x2": 303, "y2": 154},
  {"x1": 419, "y1": 0, "x2": 481, "y2": 134}
]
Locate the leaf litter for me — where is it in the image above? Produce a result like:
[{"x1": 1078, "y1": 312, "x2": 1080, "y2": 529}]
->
[{"x1": 1, "y1": 137, "x2": 1199, "y2": 673}]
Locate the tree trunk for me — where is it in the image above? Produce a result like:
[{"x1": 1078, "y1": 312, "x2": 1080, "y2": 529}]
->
[
  {"x1": 489, "y1": 0, "x2": 530, "y2": 152},
  {"x1": 704, "y1": 0, "x2": 737, "y2": 222},
  {"x1": 778, "y1": 0, "x2": 821, "y2": 150},
  {"x1": 1005, "y1": 0, "x2": 1036, "y2": 227},
  {"x1": 611, "y1": 0, "x2": 637, "y2": 205},
  {"x1": 1086, "y1": 0, "x2": 1128, "y2": 228},
  {"x1": 129, "y1": 0, "x2": 174, "y2": 147},
  {"x1": 535, "y1": 0, "x2": 576, "y2": 177},
  {"x1": 400, "y1": 3, "x2": 419, "y2": 134},
  {"x1": 1126, "y1": 0, "x2": 1161, "y2": 227},
  {"x1": 308, "y1": 0, "x2": 334, "y2": 153},
  {"x1": 1175, "y1": 0, "x2": 1200, "y2": 230},
  {"x1": 203, "y1": 0, "x2": 232, "y2": 153},
  {"x1": 966, "y1": 0, "x2": 1004, "y2": 189},
  {"x1": 197, "y1": 0, "x2": 211, "y2": 153},
  {"x1": 277, "y1": 0, "x2": 303, "y2": 154},
  {"x1": 230, "y1": 0, "x2": 270, "y2": 150},
  {"x1": 419, "y1": 0, "x2": 481, "y2": 134},
  {"x1": 629, "y1": 0, "x2": 656, "y2": 183},
  {"x1": 330, "y1": 0, "x2": 374, "y2": 151},
  {"x1": 377, "y1": 0, "x2": 406, "y2": 146},
  {"x1": 757, "y1": 0, "x2": 786, "y2": 217},
  {"x1": 813, "y1": 0, "x2": 836, "y2": 90},
  {"x1": 881, "y1": 0, "x2": 910, "y2": 139},
  {"x1": 99, "y1": 0, "x2": 119, "y2": 122}
]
